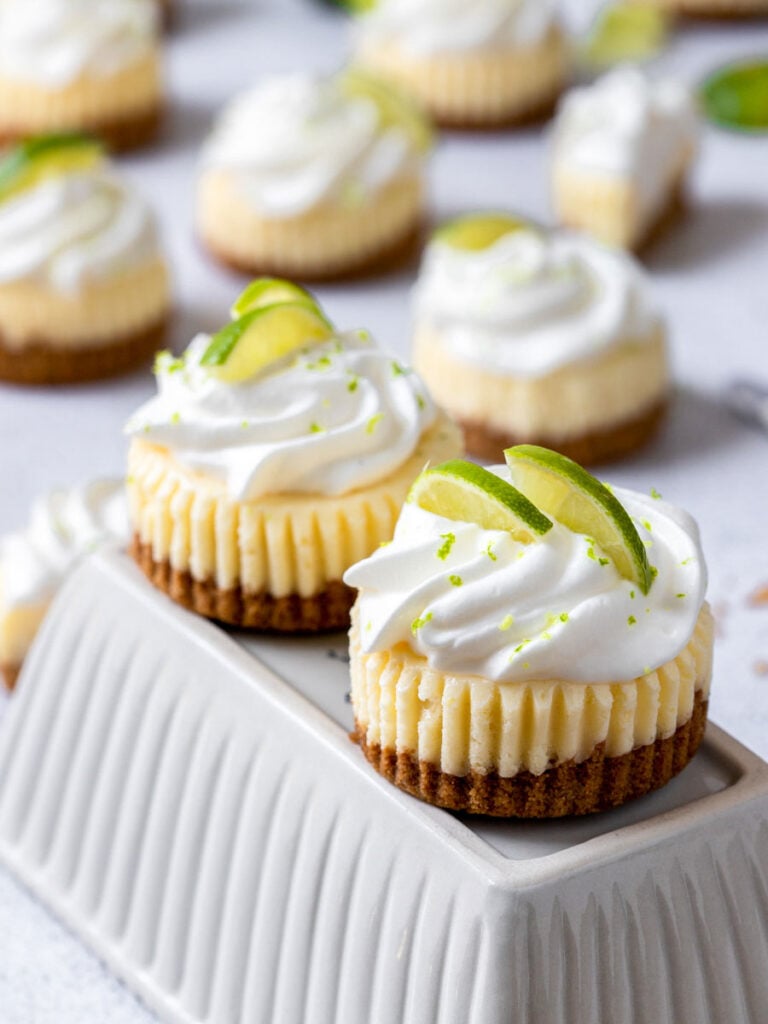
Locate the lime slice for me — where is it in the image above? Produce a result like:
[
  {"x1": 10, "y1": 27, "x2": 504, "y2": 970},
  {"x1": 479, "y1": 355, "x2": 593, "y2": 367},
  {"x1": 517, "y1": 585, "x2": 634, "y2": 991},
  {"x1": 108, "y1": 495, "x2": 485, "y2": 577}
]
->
[
  {"x1": 408, "y1": 460, "x2": 552, "y2": 543},
  {"x1": 340, "y1": 0, "x2": 377, "y2": 10},
  {"x1": 230, "y1": 278, "x2": 320, "y2": 319},
  {"x1": 0, "y1": 134, "x2": 104, "y2": 205},
  {"x1": 433, "y1": 212, "x2": 532, "y2": 252},
  {"x1": 340, "y1": 68, "x2": 433, "y2": 153},
  {"x1": 200, "y1": 302, "x2": 335, "y2": 384},
  {"x1": 582, "y1": 3, "x2": 669, "y2": 69},
  {"x1": 701, "y1": 60, "x2": 768, "y2": 135},
  {"x1": 504, "y1": 445, "x2": 653, "y2": 594}
]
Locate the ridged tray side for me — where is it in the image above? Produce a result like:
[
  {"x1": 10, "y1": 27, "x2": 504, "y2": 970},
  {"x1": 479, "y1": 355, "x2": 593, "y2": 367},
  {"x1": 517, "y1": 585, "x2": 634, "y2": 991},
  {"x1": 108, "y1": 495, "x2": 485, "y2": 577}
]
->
[{"x1": 0, "y1": 559, "x2": 498, "y2": 1024}]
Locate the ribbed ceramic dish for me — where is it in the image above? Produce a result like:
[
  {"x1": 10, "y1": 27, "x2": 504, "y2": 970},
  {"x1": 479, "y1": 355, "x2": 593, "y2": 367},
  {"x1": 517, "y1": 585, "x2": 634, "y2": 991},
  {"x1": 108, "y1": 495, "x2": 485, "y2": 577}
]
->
[{"x1": 0, "y1": 548, "x2": 767, "y2": 1024}]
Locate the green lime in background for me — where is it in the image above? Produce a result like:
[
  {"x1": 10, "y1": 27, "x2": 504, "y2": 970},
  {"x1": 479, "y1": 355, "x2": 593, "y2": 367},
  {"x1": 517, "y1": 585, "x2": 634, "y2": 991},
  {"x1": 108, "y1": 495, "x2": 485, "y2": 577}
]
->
[{"x1": 701, "y1": 60, "x2": 768, "y2": 134}]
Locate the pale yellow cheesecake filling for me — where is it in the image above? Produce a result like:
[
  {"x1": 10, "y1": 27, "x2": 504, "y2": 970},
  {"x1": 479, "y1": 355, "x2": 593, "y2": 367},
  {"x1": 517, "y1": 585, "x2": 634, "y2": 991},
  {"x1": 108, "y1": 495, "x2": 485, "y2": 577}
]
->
[
  {"x1": 552, "y1": 150, "x2": 693, "y2": 251},
  {"x1": 0, "y1": 52, "x2": 162, "y2": 134},
  {"x1": 128, "y1": 414, "x2": 462, "y2": 597},
  {"x1": 357, "y1": 26, "x2": 568, "y2": 125},
  {"x1": 0, "y1": 258, "x2": 171, "y2": 349},
  {"x1": 412, "y1": 324, "x2": 668, "y2": 440},
  {"x1": 0, "y1": 596, "x2": 46, "y2": 669},
  {"x1": 197, "y1": 171, "x2": 424, "y2": 275},
  {"x1": 350, "y1": 603, "x2": 714, "y2": 777}
]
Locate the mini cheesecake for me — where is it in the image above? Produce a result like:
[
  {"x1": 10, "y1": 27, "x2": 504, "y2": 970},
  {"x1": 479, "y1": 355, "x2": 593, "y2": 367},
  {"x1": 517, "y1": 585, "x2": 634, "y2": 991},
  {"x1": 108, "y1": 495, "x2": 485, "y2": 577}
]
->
[
  {"x1": 0, "y1": 480, "x2": 128, "y2": 690},
  {"x1": 0, "y1": 135, "x2": 171, "y2": 386},
  {"x1": 125, "y1": 280, "x2": 462, "y2": 631},
  {"x1": 197, "y1": 69, "x2": 432, "y2": 281},
  {"x1": 552, "y1": 67, "x2": 699, "y2": 251},
  {"x1": 411, "y1": 213, "x2": 669, "y2": 465},
  {"x1": 0, "y1": 0, "x2": 164, "y2": 151},
  {"x1": 344, "y1": 453, "x2": 713, "y2": 817},
  {"x1": 349, "y1": 0, "x2": 569, "y2": 129}
]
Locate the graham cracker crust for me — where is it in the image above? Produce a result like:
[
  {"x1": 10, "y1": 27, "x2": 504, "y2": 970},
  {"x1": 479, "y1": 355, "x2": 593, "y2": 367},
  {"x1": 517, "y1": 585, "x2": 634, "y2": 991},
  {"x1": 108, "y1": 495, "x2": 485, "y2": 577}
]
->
[
  {"x1": 355, "y1": 690, "x2": 708, "y2": 818},
  {"x1": 460, "y1": 397, "x2": 668, "y2": 466},
  {"x1": 132, "y1": 537, "x2": 356, "y2": 632},
  {"x1": 0, "y1": 104, "x2": 162, "y2": 154},
  {"x1": 435, "y1": 89, "x2": 562, "y2": 132},
  {"x1": 1, "y1": 663, "x2": 20, "y2": 692},
  {"x1": 201, "y1": 220, "x2": 424, "y2": 284},
  {"x1": 0, "y1": 315, "x2": 169, "y2": 386}
]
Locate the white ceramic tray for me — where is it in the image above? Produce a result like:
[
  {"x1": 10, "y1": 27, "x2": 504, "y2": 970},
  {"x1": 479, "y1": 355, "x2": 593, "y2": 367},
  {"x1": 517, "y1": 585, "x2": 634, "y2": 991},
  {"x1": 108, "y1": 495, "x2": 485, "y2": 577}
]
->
[{"x1": 0, "y1": 548, "x2": 767, "y2": 1024}]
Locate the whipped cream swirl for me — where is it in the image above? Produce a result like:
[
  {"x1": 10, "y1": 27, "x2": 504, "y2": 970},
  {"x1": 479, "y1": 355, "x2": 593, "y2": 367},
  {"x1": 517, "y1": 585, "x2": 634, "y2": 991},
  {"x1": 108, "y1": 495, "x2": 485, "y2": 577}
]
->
[
  {"x1": 201, "y1": 74, "x2": 424, "y2": 218},
  {"x1": 413, "y1": 229, "x2": 659, "y2": 377},
  {"x1": 345, "y1": 471, "x2": 707, "y2": 684},
  {"x1": 355, "y1": 0, "x2": 557, "y2": 56},
  {"x1": 0, "y1": 0, "x2": 158, "y2": 86},
  {"x1": 1, "y1": 480, "x2": 128, "y2": 612},
  {"x1": 0, "y1": 168, "x2": 162, "y2": 292},
  {"x1": 126, "y1": 332, "x2": 436, "y2": 500},
  {"x1": 553, "y1": 67, "x2": 698, "y2": 185}
]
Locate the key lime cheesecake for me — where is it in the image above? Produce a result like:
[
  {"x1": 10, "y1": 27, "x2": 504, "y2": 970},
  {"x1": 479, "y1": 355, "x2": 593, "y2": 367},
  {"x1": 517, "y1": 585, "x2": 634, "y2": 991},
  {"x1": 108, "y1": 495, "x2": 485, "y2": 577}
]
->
[
  {"x1": 197, "y1": 69, "x2": 432, "y2": 281},
  {"x1": 0, "y1": 479, "x2": 128, "y2": 690},
  {"x1": 344, "y1": 450, "x2": 713, "y2": 817},
  {"x1": 411, "y1": 213, "x2": 669, "y2": 464},
  {"x1": 0, "y1": 135, "x2": 171, "y2": 386},
  {"x1": 348, "y1": 0, "x2": 569, "y2": 129},
  {"x1": 552, "y1": 68, "x2": 699, "y2": 251},
  {"x1": 125, "y1": 280, "x2": 461, "y2": 631},
  {"x1": 0, "y1": 0, "x2": 163, "y2": 150}
]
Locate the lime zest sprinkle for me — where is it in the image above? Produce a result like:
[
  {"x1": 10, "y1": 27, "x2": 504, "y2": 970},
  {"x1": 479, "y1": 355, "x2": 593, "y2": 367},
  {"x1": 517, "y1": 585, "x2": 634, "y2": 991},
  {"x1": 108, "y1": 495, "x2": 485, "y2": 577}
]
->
[
  {"x1": 599, "y1": 557, "x2": 610, "y2": 567},
  {"x1": 154, "y1": 350, "x2": 185, "y2": 375},
  {"x1": 513, "y1": 639, "x2": 530, "y2": 654},
  {"x1": 365, "y1": 621, "x2": 372, "y2": 632},
  {"x1": 586, "y1": 546, "x2": 597, "y2": 561},
  {"x1": 630, "y1": 590, "x2": 636, "y2": 599},
  {"x1": 436, "y1": 532, "x2": 456, "y2": 560},
  {"x1": 366, "y1": 413, "x2": 383, "y2": 434},
  {"x1": 559, "y1": 612, "x2": 569, "y2": 623},
  {"x1": 347, "y1": 374, "x2": 359, "y2": 392},
  {"x1": 449, "y1": 574, "x2": 463, "y2": 587},
  {"x1": 651, "y1": 488, "x2": 663, "y2": 500},
  {"x1": 485, "y1": 543, "x2": 497, "y2": 562},
  {"x1": 499, "y1": 614, "x2": 514, "y2": 631},
  {"x1": 681, "y1": 557, "x2": 693, "y2": 566},
  {"x1": 357, "y1": 328, "x2": 371, "y2": 342},
  {"x1": 411, "y1": 611, "x2": 433, "y2": 634},
  {"x1": 306, "y1": 354, "x2": 333, "y2": 372},
  {"x1": 379, "y1": 539, "x2": 391, "y2": 548},
  {"x1": 241, "y1": 419, "x2": 249, "y2": 429},
  {"x1": 170, "y1": 411, "x2": 181, "y2": 425},
  {"x1": 650, "y1": 565, "x2": 659, "y2": 580},
  {"x1": 643, "y1": 665, "x2": 651, "y2": 675},
  {"x1": 309, "y1": 422, "x2": 325, "y2": 434},
  {"x1": 676, "y1": 592, "x2": 687, "y2": 599},
  {"x1": 416, "y1": 394, "x2": 426, "y2": 410},
  {"x1": 541, "y1": 630, "x2": 552, "y2": 640},
  {"x1": 628, "y1": 615, "x2": 637, "y2": 626},
  {"x1": 391, "y1": 361, "x2": 407, "y2": 377},
  {"x1": 642, "y1": 519, "x2": 653, "y2": 532},
  {"x1": 523, "y1": 662, "x2": 530, "y2": 670}
]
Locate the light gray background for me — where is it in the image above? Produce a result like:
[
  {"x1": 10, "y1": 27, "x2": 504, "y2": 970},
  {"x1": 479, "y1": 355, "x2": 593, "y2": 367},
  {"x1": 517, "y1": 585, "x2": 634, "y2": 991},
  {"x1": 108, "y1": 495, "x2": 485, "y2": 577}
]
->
[{"x1": 0, "y1": 0, "x2": 767, "y2": 1018}]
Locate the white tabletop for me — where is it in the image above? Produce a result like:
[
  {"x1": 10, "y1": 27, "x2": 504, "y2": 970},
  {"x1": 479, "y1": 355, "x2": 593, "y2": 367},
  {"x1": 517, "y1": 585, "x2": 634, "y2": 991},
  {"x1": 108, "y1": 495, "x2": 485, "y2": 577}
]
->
[{"x1": 1, "y1": 0, "x2": 768, "y2": 1019}]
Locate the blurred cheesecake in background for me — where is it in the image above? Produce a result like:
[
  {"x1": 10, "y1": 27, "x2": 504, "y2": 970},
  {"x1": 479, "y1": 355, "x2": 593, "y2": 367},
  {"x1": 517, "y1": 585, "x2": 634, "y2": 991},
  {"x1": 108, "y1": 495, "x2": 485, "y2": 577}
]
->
[
  {"x1": 0, "y1": 135, "x2": 171, "y2": 386},
  {"x1": 0, "y1": 0, "x2": 164, "y2": 151}
]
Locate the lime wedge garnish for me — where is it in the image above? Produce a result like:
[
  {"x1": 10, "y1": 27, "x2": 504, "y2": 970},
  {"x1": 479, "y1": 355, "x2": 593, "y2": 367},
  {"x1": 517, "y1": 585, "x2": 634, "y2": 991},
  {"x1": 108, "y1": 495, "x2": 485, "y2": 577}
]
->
[
  {"x1": 433, "y1": 212, "x2": 533, "y2": 252},
  {"x1": 407, "y1": 460, "x2": 553, "y2": 543},
  {"x1": 504, "y1": 445, "x2": 653, "y2": 594},
  {"x1": 0, "y1": 134, "x2": 104, "y2": 205},
  {"x1": 582, "y1": 3, "x2": 669, "y2": 69},
  {"x1": 340, "y1": 67, "x2": 433, "y2": 153},
  {"x1": 701, "y1": 60, "x2": 768, "y2": 134},
  {"x1": 200, "y1": 302, "x2": 335, "y2": 384},
  {"x1": 230, "y1": 278, "x2": 321, "y2": 319}
]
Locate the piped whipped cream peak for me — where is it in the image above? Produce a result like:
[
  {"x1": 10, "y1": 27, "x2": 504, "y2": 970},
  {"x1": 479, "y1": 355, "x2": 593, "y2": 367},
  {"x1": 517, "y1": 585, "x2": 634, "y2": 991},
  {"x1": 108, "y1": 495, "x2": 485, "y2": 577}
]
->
[
  {"x1": 201, "y1": 71, "x2": 428, "y2": 218},
  {"x1": 413, "y1": 225, "x2": 659, "y2": 377},
  {"x1": 553, "y1": 66, "x2": 699, "y2": 180},
  {"x1": 345, "y1": 466, "x2": 707, "y2": 684},
  {"x1": 355, "y1": 0, "x2": 557, "y2": 56},
  {"x1": 0, "y1": 0, "x2": 159, "y2": 87},
  {"x1": 0, "y1": 161, "x2": 162, "y2": 292},
  {"x1": 125, "y1": 329, "x2": 436, "y2": 500},
  {"x1": 0, "y1": 480, "x2": 129, "y2": 612}
]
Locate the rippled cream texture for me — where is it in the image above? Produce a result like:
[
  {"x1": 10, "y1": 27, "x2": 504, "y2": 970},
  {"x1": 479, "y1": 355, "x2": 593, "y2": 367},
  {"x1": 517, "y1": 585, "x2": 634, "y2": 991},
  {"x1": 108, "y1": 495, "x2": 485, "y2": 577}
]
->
[
  {"x1": 345, "y1": 470, "x2": 708, "y2": 684},
  {"x1": 0, "y1": 480, "x2": 128, "y2": 667},
  {"x1": 126, "y1": 331, "x2": 437, "y2": 501},
  {"x1": 355, "y1": 0, "x2": 557, "y2": 55},
  {"x1": 0, "y1": 0, "x2": 158, "y2": 86},
  {"x1": 0, "y1": 167, "x2": 162, "y2": 293},
  {"x1": 201, "y1": 73, "x2": 424, "y2": 219},
  {"x1": 413, "y1": 228, "x2": 659, "y2": 377}
]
